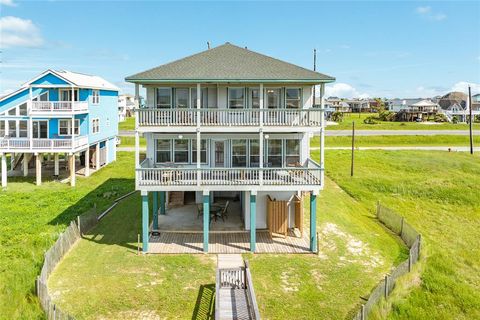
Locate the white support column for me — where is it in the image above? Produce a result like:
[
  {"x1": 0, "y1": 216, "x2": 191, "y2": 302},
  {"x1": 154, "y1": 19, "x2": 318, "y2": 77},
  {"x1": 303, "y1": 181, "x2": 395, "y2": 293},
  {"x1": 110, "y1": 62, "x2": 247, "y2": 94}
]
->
[
  {"x1": 95, "y1": 143, "x2": 100, "y2": 170},
  {"x1": 35, "y1": 153, "x2": 42, "y2": 186},
  {"x1": 320, "y1": 83, "x2": 325, "y2": 187},
  {"x1": 196, "y1": 129, "x2": 201, "y2": 186},
  {"x1": 135, "y1": 132, "x2": 139, "y2": 168},
  {"x1": 85, "y1": 148, "x2": 90, "y2": 177},
  {"x1": 54, "y1": 153, "x2": 59, "y2": 176},
  {"x1": 69, "y1": 153, "x2": 76, "y2": 187},
  {"x1": 259, "y1": 130, "x2": 264, "y2": 185},
  {"x1": 23, "y1": 153, "x2": 30, "y2": 177},
  {"x1": 259, "y1": 83, "x2": 264, "y2": 126},
  {"x1": 1, "y1": 153, "x2": 7, "y2": 188},
  {"x1": 71, "y1": 115, "x2": 75, "y2": 147},
  {"x1": 196, "y1": 83, "x2": 201, "y2": 126}
]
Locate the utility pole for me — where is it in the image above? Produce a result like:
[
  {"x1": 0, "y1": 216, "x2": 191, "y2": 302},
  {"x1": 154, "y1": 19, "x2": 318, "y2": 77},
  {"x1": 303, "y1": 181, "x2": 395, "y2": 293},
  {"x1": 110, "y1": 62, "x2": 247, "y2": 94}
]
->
[
  {"x1": 351, "y1": 121, "x2": 355, "y2": 177},
  {"x1": 468, "y1": 86, "x2": 474, "y2": 154}
]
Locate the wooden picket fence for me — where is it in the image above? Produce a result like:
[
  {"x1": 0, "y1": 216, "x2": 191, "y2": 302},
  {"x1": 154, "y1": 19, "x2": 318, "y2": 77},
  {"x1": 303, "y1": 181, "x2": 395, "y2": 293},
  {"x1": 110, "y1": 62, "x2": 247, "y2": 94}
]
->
[
  {"x1": 36, "y1": 190, "x2": 136, "y2": 320},
  {"x1": 353, "y1": 202, "x2": 422, "y2": 320}
]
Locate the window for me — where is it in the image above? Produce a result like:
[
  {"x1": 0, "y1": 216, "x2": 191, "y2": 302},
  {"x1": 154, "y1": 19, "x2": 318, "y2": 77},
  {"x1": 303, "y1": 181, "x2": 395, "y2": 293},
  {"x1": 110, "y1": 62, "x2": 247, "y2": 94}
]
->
[
  {"x1": 60, "y1": 89, "x2": 79, "y2": 101},
  {"x1": 285, "y1": 139, "x2": 300, "y2": 166},
  {"x1": 232, "y1": 139, "x2": 247, "y2": 167},
  {"x1": 60, "y1": 119, "x2": 80, "y2": 136},
  {"x1": 267, "y1": 139, "x2": 282, "y2": 167},
  {"x1": 192, "y1": 139, "x2": 207, "y2": 163},
  {"x1": 8, "y1": 120, "x2": 16, "y2": 137},
  {"x1": 228, "y1": 88, "x2": 245, "y2": 109},
  {"x1": 33, "y1": 92, "x2": 49, "y2": 102},
  {"x1": 175, "y1": 88, "x2": 189, "y2": 108},
  {"x1": 19, "y1": 121, "x2": 28, "y2": 138},
  {"x1": 92, "y1": 90, "x2": 100, "y2": 104},
  {"x1": 286, "y1": 88, "x2": 301, "y2": 109},
  {"x1": 266, "y1": 89, "x2": 281, "y2": 109},
  {"x1": 249, "y1": 88, "x2": 260, "y2": 108},
  {"x1": 156, "y1": 88, "x2": 172, "y2": 108},
  {"x1": 92, "y1": 119, "x2": 99, "y2": 134},
  {"x1": 174, "y1": 139, "x2": 189, "y2": 163},
  {"x1": 156, "y1": 139, "x2": 171, "y2": 163},
  {"x1": 33, "y1": 121, "x2": 48, "y2": 139},
  {"x1": 19, "y1": 103, "x2": 27, "y2": 116},
  {"x1": 8, "y1": 108, "x2": 16, "y2": 116},
  {"x1": 0, "y1": 121, "x2": 5, "y2": 137},
  {"x1": 190, "y1": 88, "x2": 208, "y2": 108},
  {"x1": 249, "y1": 139, "x2": 260, "y2": 167}
]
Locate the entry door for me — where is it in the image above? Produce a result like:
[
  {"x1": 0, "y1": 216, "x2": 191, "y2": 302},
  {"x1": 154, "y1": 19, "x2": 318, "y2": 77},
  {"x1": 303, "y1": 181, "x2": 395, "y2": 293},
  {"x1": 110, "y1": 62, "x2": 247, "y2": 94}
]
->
[
  {"x1": 213, "y1": 140, "x2": 226, "y2": 167},
  {"x1": 32, "y1": 121, "x2": 48, "y2": 139}
]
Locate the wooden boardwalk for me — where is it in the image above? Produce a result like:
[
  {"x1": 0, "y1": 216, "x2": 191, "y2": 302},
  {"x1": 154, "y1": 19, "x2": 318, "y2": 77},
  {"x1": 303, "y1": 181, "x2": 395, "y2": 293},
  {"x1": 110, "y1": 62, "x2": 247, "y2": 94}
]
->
[{"x1": 149, "y1": 230, "x2": 310, "y2": 254}]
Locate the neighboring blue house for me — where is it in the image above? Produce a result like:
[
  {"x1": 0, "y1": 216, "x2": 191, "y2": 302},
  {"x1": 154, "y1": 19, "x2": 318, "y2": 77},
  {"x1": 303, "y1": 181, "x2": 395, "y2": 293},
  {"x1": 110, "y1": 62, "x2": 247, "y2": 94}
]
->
[{"x1": 0, "y1": 69, "x2": 119, "y2": 187}]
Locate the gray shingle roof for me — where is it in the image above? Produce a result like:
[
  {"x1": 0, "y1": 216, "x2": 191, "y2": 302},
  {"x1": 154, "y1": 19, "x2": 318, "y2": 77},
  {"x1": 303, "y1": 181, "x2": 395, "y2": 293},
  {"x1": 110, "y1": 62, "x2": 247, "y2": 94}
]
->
[{"x1": 125, "y1": 43, "x2": 335, "y2": 83}]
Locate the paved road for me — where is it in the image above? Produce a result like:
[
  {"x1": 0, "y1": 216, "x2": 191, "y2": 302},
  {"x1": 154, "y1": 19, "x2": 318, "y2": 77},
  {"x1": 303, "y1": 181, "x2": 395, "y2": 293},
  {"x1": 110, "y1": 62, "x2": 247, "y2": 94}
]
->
[
  {"x1": 120, "y1": 129, "x2": 479, "y2": 137},
  {"x1": 324, "y1": 130, "x2": 480, "y2": 136},
  {"x1": 320, "y1": 146, "x2": 480, "y2": 151}
]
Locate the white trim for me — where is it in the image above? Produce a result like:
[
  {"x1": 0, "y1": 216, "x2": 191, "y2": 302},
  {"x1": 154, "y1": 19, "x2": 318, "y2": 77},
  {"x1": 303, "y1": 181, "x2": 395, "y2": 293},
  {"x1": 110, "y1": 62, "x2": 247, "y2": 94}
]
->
[
  {"x1": 155, "y1": 87, "x2": 172, "y2": 109},
  {"x1": 59, "y1": 88, "x2": 79, "y2": 102},
  {"x1": 91, "y1": 118, "x2": 100, "y2": 134},
  {"x1": 92, "y1": 89, "x2": 100, "y2": 105},
  {"x1": 32, "y1": 120, "x2": 49, "y2": 139},
  {"x1": 58, "y1": 118, "x2": 80, "y2": 136}
]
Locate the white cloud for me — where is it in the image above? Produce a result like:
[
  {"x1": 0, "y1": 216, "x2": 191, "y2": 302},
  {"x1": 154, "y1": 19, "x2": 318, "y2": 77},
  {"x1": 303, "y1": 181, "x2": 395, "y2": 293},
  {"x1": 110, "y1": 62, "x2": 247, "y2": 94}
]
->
[
  {"x1": 0, "y1": 16, "x2": 44, "y2": 48},
  {"x1": 0, "y1": 0, "x2": 17, "y2": 7},
  {"x1": 450, "y1": 82, "x2": 480, "y2": 95},
  {"x1": 323, "y1": 83, "x2": 370, "y2": 99},
  {"x1": 415, "y1": 6, "x2": 446, "y2": 21}
]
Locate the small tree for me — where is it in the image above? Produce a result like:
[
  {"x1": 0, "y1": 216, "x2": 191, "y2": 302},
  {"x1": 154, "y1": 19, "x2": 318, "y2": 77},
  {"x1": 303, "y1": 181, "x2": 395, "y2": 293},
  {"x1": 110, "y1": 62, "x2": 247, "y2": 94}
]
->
[
  {"x1": 331, "y1": 111, "x2": 344, "y2": 123},
  {"x1": 452, "y1": 115, "x2": 459, "y2": 124}
]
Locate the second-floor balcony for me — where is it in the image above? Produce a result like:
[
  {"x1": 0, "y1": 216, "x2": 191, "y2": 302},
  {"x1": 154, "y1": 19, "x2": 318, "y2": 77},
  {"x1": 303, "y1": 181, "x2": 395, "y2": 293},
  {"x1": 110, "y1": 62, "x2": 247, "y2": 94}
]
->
[
  {"x1": 0, "y1": 136, "x2": 88, "y2": 152},
  {"x1": 137, "y1": 158, "x2": 322, "y2": 191},
  {"x1": 30, "y1": 101, "x2": 89, "y2": 114},
  {"x1": 137, "y1": 108, "x2": 323, "y2": 129}
]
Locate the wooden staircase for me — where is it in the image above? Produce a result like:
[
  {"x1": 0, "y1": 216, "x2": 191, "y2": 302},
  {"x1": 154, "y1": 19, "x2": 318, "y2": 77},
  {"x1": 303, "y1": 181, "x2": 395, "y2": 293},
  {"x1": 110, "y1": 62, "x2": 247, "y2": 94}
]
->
[{"x1": 168, "y1": 191, "x2": 184, "y2": 207}]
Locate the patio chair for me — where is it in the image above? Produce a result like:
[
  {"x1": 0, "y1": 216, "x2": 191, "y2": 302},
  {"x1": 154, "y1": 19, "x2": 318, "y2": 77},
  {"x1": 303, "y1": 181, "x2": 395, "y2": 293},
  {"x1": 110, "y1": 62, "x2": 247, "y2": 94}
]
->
[{"x1": 220, "y1": 201, "x2": 230, "y2": 221}]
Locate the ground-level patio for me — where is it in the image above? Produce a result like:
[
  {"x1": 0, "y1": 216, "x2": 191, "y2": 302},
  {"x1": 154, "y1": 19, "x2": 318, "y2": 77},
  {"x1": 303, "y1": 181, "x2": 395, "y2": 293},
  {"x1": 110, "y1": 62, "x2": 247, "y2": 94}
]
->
[{"x1": 149, "y1": 229, "x2": 310, "y2": 254}]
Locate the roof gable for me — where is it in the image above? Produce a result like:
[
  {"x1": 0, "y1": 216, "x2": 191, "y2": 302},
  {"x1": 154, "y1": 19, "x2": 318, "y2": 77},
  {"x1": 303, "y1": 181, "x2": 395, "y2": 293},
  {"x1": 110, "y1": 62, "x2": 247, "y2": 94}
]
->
[
  {"x1": 32, "y1": 72, "x2": 71, "y2": 86},
  {"x1": 126, "y1": 43, "x2": 335, "y2": 83}
]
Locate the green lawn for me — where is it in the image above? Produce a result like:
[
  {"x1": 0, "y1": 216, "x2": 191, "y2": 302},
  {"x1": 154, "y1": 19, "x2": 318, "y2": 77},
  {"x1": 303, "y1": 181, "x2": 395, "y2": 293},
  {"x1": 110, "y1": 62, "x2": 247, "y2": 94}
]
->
[
  {"x1": 328, "y1": 113, "x2": 479, "y2": 130},
  {"x1": 315, "y1": 135, "x2": 480, "y2": 147},
  {"x1": 320, "y1": 150, "x2": 480, "y2": 319},
  {"x1": 118, "y1": 117, "x2": 135, "y2": 131},
  {"x1": 0, "y1": 152, "x2": 135, "y2": 319},
  {"x1": 48, "y1": 193, "x2": 216, "y2": 319},
  {"x1": 246, "y1": 177, "x2": 406, "y2": 319},
  {"x1": 47, "y1": 175, "x2": 405, "y2": 319},
  {"x1": 118, "y1": 135, "x2": 146, "y2": 147}
]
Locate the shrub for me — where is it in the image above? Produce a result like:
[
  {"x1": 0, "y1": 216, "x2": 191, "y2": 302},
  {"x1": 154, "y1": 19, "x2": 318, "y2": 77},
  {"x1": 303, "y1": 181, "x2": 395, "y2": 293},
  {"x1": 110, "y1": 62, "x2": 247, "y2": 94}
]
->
[
  {"x1": 363, "y1": 116, "x2": 378, "y2": 124},
  {"x1": 474, "y1": 115, "x2": 480, "y2": 123},
  {"x1": 452, "y1": 116, "x2": 459, "y2": 124},
  {"x1": 378, "y1": 111, "x2": 396, "y2": 122},
  {"x1": 435, "y1": 113, "x2": 448, "y2": 123},
  {"x1": 331, "y1": 111, "x2": 344, "y2": 123}
]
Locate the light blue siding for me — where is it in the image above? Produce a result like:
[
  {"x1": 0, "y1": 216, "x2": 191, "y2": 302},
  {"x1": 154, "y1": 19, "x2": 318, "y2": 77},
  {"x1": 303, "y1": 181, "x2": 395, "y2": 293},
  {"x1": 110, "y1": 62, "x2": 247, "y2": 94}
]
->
[
  {"x1": 31, "y1": 73, "x2": 69, "y2": 86},
  {"x1": 86, "y1": 90, "x2": 118, "y2": 145}
]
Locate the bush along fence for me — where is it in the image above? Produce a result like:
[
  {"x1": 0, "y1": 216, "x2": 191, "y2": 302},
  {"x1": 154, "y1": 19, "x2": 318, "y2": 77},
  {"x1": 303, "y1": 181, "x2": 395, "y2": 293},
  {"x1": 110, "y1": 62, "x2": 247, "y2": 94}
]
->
[
  {"x1": 353, "y1": 202, "x2": 422, "y2": 320},
  {"x1": 36, "y1": 190, "x2": 136, "y2": 320}
]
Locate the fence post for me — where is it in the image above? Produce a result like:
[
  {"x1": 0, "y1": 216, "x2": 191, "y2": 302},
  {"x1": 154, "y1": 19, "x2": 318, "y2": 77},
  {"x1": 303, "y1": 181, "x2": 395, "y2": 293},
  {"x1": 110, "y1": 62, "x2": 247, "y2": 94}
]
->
[
  {"x1": 417, "y1": 234, "x2": 422, "y2": 258},
  {"x1": 376, "y1": 201, "x2": 380, "y2": 218},
  {"x1": 316, "y1": 232, "x2": 320, "y2": 254},
  {"x1": 400, "y1": 217, "x2": 405, "y2": 237},
  {"x1": 408, "y1": 250, "x2": 412, "y2": 272},
  {"x1": 77, "y1": 215, "x2": 81, "y2": 235},
  {"x1": 53, "y1": 304, "x2": 56, "y2": 320},
  {"x1": 137, "y1": 234, "x2": 140, "y2": 255},
  {"x1": 384, "y1": 275, "x2": 389, "y2": 299},
  {"x1": 361, "y1": 304, "x2": 365, "y2": 320}
]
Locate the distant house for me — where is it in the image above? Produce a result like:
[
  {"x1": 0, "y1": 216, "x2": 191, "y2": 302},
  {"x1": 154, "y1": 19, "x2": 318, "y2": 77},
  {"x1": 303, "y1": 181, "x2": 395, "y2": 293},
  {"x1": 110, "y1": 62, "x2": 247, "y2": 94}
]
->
[
  {"x1": 386, "y1": 98, "x2": 423, "y2": 112},
  {"x1": 0, "y1": 69, "x2": 119, "y2": 188},
  {"x1": 437, "y1": 91, "x2": 480, "y2": 122},
  {"x1": 399, "y1": 99, "x2": 439, "y2": 121},
  {"x1": 118, "y1": 94, "x2": 135, "y2": 122},
  {"x1": 345, "y1": 99, "x2": 372, "y2": 113}
]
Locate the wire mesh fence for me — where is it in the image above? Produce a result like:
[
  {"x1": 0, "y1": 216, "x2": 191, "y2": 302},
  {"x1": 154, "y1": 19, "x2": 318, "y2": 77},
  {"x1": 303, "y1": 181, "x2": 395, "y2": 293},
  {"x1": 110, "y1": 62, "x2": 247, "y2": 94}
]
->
[{"x1": 353, "y1": 202, "x2": 422, "y2": 320}]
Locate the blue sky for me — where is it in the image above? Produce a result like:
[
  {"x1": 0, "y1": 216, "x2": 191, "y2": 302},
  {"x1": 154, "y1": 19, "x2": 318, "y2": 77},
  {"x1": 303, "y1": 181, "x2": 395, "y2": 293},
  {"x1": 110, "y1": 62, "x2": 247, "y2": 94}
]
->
[{"x1": 1, "y1": 0, "x2": 479, "y2": 98}]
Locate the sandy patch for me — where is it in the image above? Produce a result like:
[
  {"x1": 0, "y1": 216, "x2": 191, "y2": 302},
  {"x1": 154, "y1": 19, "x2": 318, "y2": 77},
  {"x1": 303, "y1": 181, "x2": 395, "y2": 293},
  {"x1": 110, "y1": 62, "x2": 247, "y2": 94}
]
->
[
  {"x1": 101, "y1": 310, "x2": 161, "y2": 320},
  {"x1": 280, "y1": 269, "x2": 300, "y2": 292},
  {"x1": 318, "y1": 223, "x2": 384, "y2": 269}
]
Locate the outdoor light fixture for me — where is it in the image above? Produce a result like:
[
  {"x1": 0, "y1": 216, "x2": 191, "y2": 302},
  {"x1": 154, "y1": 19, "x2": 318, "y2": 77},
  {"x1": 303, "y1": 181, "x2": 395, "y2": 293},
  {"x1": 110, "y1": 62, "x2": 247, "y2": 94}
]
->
[
  {"x1": 178, "y1": 134, "x2": 183, "y2": 139},
  {"x1": 264, "y1": 134, "x2": 269, "y2": 139}
]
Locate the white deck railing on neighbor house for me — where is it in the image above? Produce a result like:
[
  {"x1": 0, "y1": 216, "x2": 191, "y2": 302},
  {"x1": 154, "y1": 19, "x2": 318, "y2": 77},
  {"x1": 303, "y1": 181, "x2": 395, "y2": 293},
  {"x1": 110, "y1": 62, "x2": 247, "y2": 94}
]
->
[
  {"x1": 137, "y1": 158, "x2": 322, "y2": 187},
  {"x1": 30, "y1": 101, "x2": 89, "y2": 113},
  {"x1": 0, "y1": 136, "x2": 88, "y2": 150},
  {"x1": 137, "y1": 108, "x2": 322, "y2": 127}
]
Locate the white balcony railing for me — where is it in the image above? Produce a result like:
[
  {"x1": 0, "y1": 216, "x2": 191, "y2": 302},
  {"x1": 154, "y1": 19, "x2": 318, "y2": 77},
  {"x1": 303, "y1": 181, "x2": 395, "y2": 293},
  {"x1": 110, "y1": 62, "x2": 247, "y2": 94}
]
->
[
  {"x1": 137, "y1": 158, "x2": 322, "y2": 188},
  {"x1": 30, "y1": 101, "x2": 89, "y2": 113},
  {"x1": 137, "y1": 108, "x2": 322, "y2": 127},
  {"x1": 0, "y1": 136, "x2": 88, "y2": 150}
]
